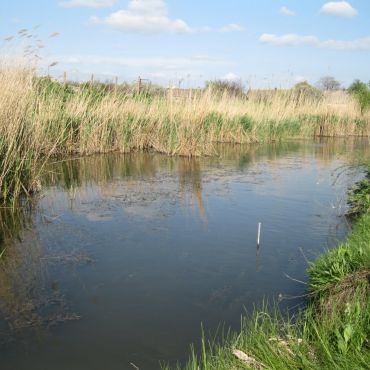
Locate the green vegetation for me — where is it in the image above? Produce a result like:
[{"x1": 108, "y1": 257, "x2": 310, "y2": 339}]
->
[
  {"x1": 205, "y1": 79, "x2": 245, "y2": 98},
  {"x1": 0, "y1": 66, "x2": 369, "y2": 204},
  {"x1": 348, "y1": 164, "x2": 370, "y2": 217},
  {"x1": 294, "y1": 81, "x2": 323, "y2": 103},
  {"x1": 165, "y1": 166, "x2": 370, "y2": 370},
  {"x1": 348, "y1": 80, "x2": 370, "y2": 114}
]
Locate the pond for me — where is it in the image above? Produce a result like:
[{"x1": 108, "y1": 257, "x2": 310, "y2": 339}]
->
[{"x1": 0, "y1": 139, "x2": 368, "y2": 370}]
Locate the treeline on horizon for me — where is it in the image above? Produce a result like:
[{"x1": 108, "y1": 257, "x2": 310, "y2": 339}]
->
[{"x1": 45, "y1": 72, "x2": 370, "y2": 112}]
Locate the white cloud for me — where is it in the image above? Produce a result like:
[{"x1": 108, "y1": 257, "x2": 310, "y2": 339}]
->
[
  {"x1": 220, "y1": 24, "x2": 245, "y2": 33},
  {"x1": 90, "y1": 0, "x2": 193, "y2": 33},
  {"x1": 259, "y1": 33, "x2": 319, "y2": 46},
  {"x1": 294, "y1": 75, "x2": 307, "y2": 83},
  {"x1": 222, "y1": 72, "x2": 241, "y2": 82},
  {"x1": 91, "y1": 0, "x2": 241, "y2": 34},
  {"x1": 59, "y1": 0, "x2": 117, "y2": 8},
  {"x1": 259, "y1": 33, "x2": 370, "y2": 50},
  {"x1": 320, "y1": 37, "x2": 370, "y2": 50},
  {"x1": 320, "y1": 1, "x2": 357, "y2": 17},
  {"x1": 280, "y1": 6, "x2": 295, "y2": 16}
]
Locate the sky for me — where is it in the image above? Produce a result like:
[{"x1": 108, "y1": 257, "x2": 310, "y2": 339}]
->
[{"x1": 0, "y1": 0, "x2": 369, "y2": 88}]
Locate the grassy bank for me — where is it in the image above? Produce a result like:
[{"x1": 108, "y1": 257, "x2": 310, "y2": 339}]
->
[
  {"x1": 164, "y1": 167, "x2": 370, "y2": 369},
  {"x1": 1, "y1": 65, "x2": 370, "y2": 203}
]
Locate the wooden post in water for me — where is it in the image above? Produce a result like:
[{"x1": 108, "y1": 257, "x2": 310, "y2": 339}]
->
[{"x1": 257, "y1": 222, "x2": 261, "y2": 247}]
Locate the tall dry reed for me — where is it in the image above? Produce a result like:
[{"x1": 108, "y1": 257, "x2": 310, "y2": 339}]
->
[{"x1": 0, "y1": 64, "x2": 369, "y2": 203}]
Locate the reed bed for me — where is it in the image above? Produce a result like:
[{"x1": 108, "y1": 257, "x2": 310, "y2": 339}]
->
[{"x1": 0, "y1": 64, "x2": 369, "y2": 203}]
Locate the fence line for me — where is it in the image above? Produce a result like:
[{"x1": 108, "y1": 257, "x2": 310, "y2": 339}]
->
[{"x1": 47, "y1": 70, "x2": 205, "y2": 99}]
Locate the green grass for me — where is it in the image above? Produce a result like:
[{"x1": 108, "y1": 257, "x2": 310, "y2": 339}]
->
[{"x1": 164, "y1": 168, "x2": 370, "y2": 370}]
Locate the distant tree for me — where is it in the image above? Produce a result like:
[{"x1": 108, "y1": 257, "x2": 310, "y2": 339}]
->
[
  {"x1": 316, "y1": 76, "x2": 341, "y2": 91},
  {"x1": 348, "y1": 79, "x2": 368, "y2": 94}
]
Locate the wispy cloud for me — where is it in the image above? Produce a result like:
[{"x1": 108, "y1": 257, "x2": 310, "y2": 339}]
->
[
  {"x1": 220, "y1": 24, "x2": 245, "y2": 33},
  {"x1": 59, "y1": 0, "x2": 118, "y2": 8},
  {"x1": 280, "y1": 6, "x2": 295, "y2": 17},
  {"x1": 259, "y1": 33, "x2": 370, "y2": 50},
  {"x1": 259, "y1": 34, "x2": 318, "y2": 46},
  {"x1": 320, "y1": 1, "x2": 357, "y2": 17},
  {"x1": 320, "y1": 37, "x2": 370, "y2": 50},
  {"x1": 47, "y1": 54, "x2": 228, "y2": 69}
]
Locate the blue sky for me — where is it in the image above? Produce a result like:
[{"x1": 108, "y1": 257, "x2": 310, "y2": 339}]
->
[{"x1": 1, "y1": 0, "x2": 369, "y2": 88}]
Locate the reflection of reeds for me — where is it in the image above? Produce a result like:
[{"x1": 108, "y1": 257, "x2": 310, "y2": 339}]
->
[
  {"x1": 0, "y1": 204, "x2": 33, "y2": 248},
  {"x1": 0, "y1": 224, "x2": 49, "y2": 334},
  {"x1": 41, "y1": 139, "x2": 370, "y2": 223},
  {"x1": 0, "y1": 205, "x2": 84, "y2": 337},
  {"x1": 1, "y1": 63, "x2": 369, "y2": 204},
  {"x1": 178, "y1": 158, "x2": 207, "y2": 222}
]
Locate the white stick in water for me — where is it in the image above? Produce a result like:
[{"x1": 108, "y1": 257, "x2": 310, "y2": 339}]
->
[{"x1": 257, "y1": 222, "x2": 261, "y2": 246}]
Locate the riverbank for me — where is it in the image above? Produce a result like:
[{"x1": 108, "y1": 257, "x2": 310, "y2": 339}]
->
[
  {"x1": 1, "y1": 66, "x2": 369, "y2": 203},
  {"x1": 165, "y1": 166, "x2": 370, "y2": 369}
]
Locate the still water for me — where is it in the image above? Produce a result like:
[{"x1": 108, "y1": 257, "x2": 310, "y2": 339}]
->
[{"x1": 0, "y1": 140, "x2": 367, "y2": 369}]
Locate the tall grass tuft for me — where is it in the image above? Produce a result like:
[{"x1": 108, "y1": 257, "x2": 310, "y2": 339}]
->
[{"x1": 0, "y1": 65, "x2": 41, "y2": 203}]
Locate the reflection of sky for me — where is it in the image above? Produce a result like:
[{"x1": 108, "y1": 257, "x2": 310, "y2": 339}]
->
[
  {"x1": 1, "y1": 139, "x2": 369, "y2": 369},
  {"x1": 40, "y1": 139, "x2": 367, "y2": 224}
]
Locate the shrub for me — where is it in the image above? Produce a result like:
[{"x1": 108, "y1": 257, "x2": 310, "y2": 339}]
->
[
  {"x1": 294, "y1": 81, "x2": 323, "y2": 102},
  {"x1": 348, "y1": 80, "x2": 370, "y2": 114},
  {"x1": 205, "y1": 79, "x2": 245, "y2": 98}
]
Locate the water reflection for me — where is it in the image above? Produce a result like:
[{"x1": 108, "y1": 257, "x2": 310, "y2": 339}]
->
[
  {"x1": 178, "y1": 158, "x2": 206, "y2": 222},
  {"x1": 0, "y1": 205, "x2": 49, "y2": 338},
  {"x1": 0, "y1": 138, "x2": 369, "y2": 369},
  {"x1": 0, "y1": 204, "x2": 82, "y2": 343},
  {"x1": 41, "y1": 138, "x2": 369, "y2": 221}
]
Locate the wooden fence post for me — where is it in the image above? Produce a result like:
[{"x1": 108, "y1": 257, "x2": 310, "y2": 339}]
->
[{"x1": 137, "y1": 76, "x2": 142, "y2": 95}]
